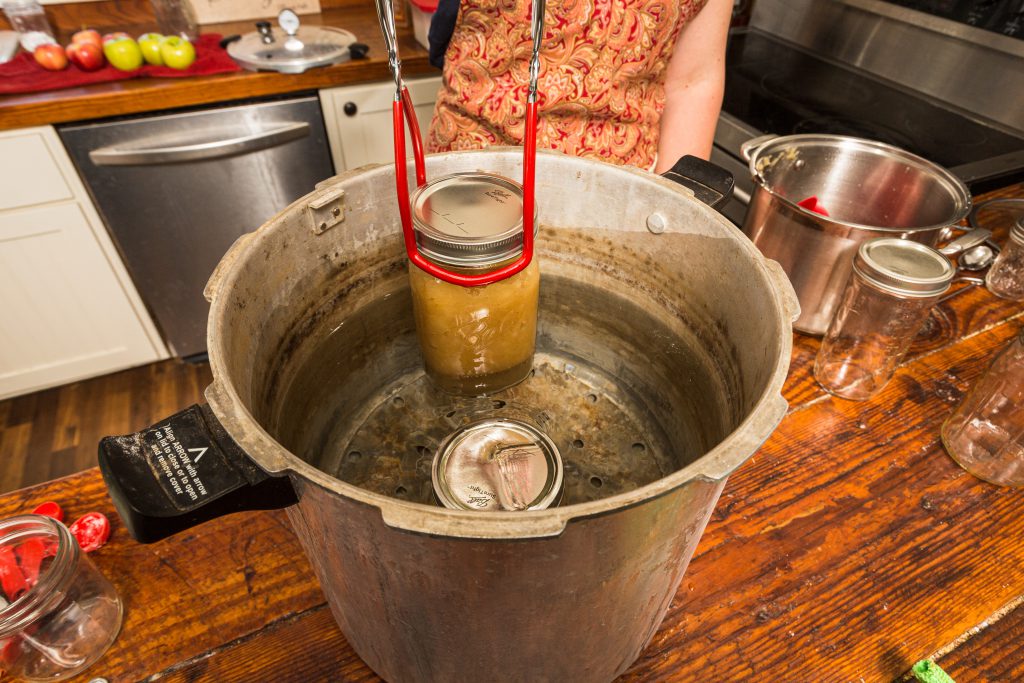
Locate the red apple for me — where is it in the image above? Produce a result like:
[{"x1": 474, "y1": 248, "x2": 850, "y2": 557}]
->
[
  {"x1": 66, "y1": 40, "x2": 105, "y2": 71},
  {"x1": 71, "y1": 29, "x2": 102, "y2": 47},
  {"x1": 33, "y1": 43, "x2": 68, "y2": 70},
  {"x1": 102, "y1": 32, "x2": 132, "y2": 45}
]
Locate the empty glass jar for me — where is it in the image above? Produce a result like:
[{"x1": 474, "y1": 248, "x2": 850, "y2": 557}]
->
[
  {"x1": 149, "y1": 0, "x2": 198, "y2": 41},
  {"x1": 985, "y1": 217, "x2": 1024, "y2": 300},
  {"x1": 0, "y1": 515, "x2": 122, "y2": 681},
  {"x1": 942, "y1": 328, "x2": 1024, "y2": 486},
  {"x1": 1, "y1": 0, "x2": 55, "y2": 51},
  {"x1": 815, "y1": 238, "x2": 955, "y2": 401}
]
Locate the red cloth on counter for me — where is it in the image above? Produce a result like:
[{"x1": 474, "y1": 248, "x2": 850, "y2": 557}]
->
[{"x1": 0, "y1": 34, "x2": 242, "y2": 95}]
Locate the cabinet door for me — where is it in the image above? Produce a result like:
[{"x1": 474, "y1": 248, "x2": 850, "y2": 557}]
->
[
  {"x1": 0, "y1": 133, "x2": 73, "y2": 210},
  {"x1": 0, "y1": 126, "x2": 166, "y2": 399},
  {"x1": 320, "y1": 76, "x2": 442, "y2": 172},
  {"x1": 0, "y1": 203, "x2": 163, "y2": 399}
]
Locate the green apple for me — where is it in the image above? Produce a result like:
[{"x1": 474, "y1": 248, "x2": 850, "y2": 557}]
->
[
  {"x1": 101, "y1": 32, "x2": 132, "y2": 45},
  {"x1": 103, "y1": 37, "x2": 143, "y2": 71},
  {"x1": 159, "y1": 36, "x2": 196, "y2": 70},
  {"x1": 137, "y1": 33, "x2": 165, "y2": 66}
]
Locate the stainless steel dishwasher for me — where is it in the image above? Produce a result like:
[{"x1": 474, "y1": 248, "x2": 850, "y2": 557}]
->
[{"x1": 59, "y1": 96, "x2": 334, "y2": 358}]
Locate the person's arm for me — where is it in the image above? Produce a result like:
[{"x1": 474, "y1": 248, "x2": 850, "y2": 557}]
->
[{"x1": 654, "y1": 0, "x2": 732, "y2": 172}]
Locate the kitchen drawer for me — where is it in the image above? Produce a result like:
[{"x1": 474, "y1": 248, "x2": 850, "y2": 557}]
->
[{"x1": 0, "y1": 131, "x2": 73, "y2": 210}]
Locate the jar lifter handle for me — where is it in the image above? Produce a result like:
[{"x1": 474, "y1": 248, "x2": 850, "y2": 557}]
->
[{"x1": 377, "y1": 0, "x2": 541, "y2": 287}]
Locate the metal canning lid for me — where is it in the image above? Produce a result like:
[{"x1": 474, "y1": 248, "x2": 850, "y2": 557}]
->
[
  {"x1": 432, "y1": 418, "x2": 563, "y2": 512},
  {"x1": 854, "y1": 238, "x2": 955, "y2": 297},
  {"x1": 410, "y1": 172, "x2": 539, "y2": 268},
  {"x1": 1011, "y1": 217, "x2": 1024, "y2": 243}
]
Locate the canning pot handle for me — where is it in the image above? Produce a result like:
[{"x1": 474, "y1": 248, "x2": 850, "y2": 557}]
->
[
  {"x1": 660, "y1": 155, "x2": 735, "y2": 210},
  {"x1": 740, "y1": 134, "x2": 779, "y2": 163},
  {"x1": 939, "y1": 227, "x2": 991, "y2": 256},
  {"x1": 98, "y1": 404, "x2": 297, "y2": 543}
]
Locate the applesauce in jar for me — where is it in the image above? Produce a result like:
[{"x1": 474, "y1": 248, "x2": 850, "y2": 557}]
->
[{"x1": 408, "y1": 172, "x2": 540, "y2": 396}]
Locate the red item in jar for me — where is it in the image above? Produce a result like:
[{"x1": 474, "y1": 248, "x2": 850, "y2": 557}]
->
[
  {"x1": 0, "y1": 634, "x2": 23, "y2": 666},
  {"x1": 0, "y1": 547, "x2": 27, "y2": 601},
  {"x1": 31, "y1": 501, "x2": 64, "y2": 522},
  {"x1": 13, "y1": 539, "x2": 50, "y2": 592},
  {"x1": 68, "y1": 512, "x2": 111, "y2": 552}
]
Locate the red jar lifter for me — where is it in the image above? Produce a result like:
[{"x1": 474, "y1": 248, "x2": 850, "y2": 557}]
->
[{"x1": 375, "y1": 0, "x2": 544, "y2": 287}]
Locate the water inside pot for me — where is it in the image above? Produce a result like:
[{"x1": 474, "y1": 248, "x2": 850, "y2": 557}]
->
[{"x1": 260, "y1": 228, "x2": 743, "y2": 505}]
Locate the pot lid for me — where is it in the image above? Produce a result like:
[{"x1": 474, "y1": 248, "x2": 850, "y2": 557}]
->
[
  {"x1": 854, "y1": 238, "x2": 955, "y2": 297},
  {"x1": 228, "y1": 23, "x2": 357, "y2": 74}
]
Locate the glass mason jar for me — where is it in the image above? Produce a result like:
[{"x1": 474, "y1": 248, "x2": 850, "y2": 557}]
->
[
  {"x1": 1, "y1": 0, "x2": 56, "y2": 52},
  {"x1": 985, "y1": 217, "x2": 1024, "y2": 301},
  {"x1": 408, "y1": 172, "x2": 540, "y2": 396},
  {"x1": 149, "y1": 0, "x2": 198, "y2": 41},
  {"x1": 941, "y1": 328, "x2": 1024, "y2": 486},
  {"x1": 815, "y1": 238, "x2": 955, "y2": 401},
  {"x1": 0, "y1": 515, "x2": 123, "y2": 681}
]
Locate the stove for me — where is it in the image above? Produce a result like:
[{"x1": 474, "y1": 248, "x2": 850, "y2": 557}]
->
[{"x1": 712, "y1": 29, "x2": 1024, "y2": 225}]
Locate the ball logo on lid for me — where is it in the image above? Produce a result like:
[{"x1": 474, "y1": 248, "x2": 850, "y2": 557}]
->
[{"x1": 485, "y1": 189, "x2": 513, "y2": 203}]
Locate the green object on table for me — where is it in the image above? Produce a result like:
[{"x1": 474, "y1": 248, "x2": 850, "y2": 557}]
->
[{"x1": 913, "y1": 660, "x2": 956, "y2": 683}]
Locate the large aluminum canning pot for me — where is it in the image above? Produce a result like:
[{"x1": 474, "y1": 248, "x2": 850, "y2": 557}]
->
[
  {"x1": 741, "y1": 134, "x2": 971, "y2": 335},
  {"x1": 99, "y1": 150, "x2": 799, "y2": 683}
]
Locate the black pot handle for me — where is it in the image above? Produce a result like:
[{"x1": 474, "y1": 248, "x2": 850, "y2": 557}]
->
[
  {"x1": 660, "y1": 155, "x2": 735, "y2": 211},
  {"x1": 98, "y1": 404, "x2": 297, "y2": 543}
]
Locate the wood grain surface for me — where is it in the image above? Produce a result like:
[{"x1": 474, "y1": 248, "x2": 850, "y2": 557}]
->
[
  {"x1": 0, "y1": 471, "x2": 326, "y2": 683},
  {"x1": 0, "y1": 360, "x2": 211, "y2": 492},
  {"x1": 0, "y1": 1, "x2": 435, "y2": 132},
  {"x1": 1, "y1": 182, "x2": 1021, "y2": 682}
]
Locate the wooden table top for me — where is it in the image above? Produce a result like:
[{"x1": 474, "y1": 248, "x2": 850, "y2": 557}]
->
[
  {"x1": 0, "y1": 2, "x2": 436, "y2": 132},
  {"x1": 3, "y1": 182, "x2": 1023, "y2": 682}
]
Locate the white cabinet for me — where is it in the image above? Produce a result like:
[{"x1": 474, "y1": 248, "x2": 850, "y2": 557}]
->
[
  {"x1": 0, "y1": 126, "x2": 167, "y2": 400},
  {"x1": 320, "y1": 76, "x2": 442, "y2": 172}
]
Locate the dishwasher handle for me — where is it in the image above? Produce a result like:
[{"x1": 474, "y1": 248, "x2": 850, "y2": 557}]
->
[{"x1": 89, "y1": 121, "x2": 311, "y2": 166}]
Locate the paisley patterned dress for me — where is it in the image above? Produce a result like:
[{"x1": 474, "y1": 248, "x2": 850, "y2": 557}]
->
[{"x1": 428, "y1": 0, "x2": 710, "y2": 169}]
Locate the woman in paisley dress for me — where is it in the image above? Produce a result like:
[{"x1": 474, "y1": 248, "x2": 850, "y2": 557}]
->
[{"x1": 427, "y1": 0, "x2": 733, "y2": 172}]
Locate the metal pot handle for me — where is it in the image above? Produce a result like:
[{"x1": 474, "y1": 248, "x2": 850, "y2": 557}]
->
[
  {"x1": 98, "y1": 404, "x2": 297, "y2": 543},
  {"x1": 939, "y1": 227, "x2": 991, "y2": 256},
  {"x1": 660, "y1": 155, "x2": 735, "y2": 210},
  {"x1": 740, "y1": 134, "x2": 778, "y2": 163}
]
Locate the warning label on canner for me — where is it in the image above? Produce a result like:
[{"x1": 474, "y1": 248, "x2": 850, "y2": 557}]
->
[{"x1": 146, "y1": 422, "x2": 217, "y2": 509}]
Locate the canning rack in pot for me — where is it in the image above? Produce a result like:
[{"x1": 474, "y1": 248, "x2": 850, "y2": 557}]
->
[{"x1": 375, "y1": 0, "x2": 544, "y2": 287}]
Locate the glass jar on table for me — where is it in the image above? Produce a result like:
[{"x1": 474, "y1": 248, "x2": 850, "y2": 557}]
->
[
  {"x1": 408, "y1": 172, "x2": 540, "y2": 396},
  {"x1": 815, "y1": 238, "x2": 956, "y2": 401},
  {"x1": 149, "y1": 0, "x2": 198, "y2": 41},
  {"x1": 942, "y1": 328, "x2": 1024, "y2": 486},
  {"x1": 985, "y1": 217, "x2": 1024, "y2": 300},
  {"x1": 1, "y1": 0, "x2": 55, "y2": 52},
  {"x1": 0, "y1": 515, "x2": 122, "y2": 681}
]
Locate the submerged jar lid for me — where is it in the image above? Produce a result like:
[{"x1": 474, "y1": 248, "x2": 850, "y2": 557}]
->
[
  {"x1": 410, "y1": 172, "x2": 539, "y2": 268},
  {"x1": 432, "y1": 418, "x2": 563, "y2": 512},
  {"x1": 854, "y1": 238, "x2": 955, "y2": 297}
]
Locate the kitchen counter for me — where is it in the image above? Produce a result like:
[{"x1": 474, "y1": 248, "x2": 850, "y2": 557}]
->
[
  {"x1": 0, "y1": 3, "x2": 435, "y2": 132},
  {"x1": 3, "y1": 180, "x2": 1023, "y2": 682}
]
